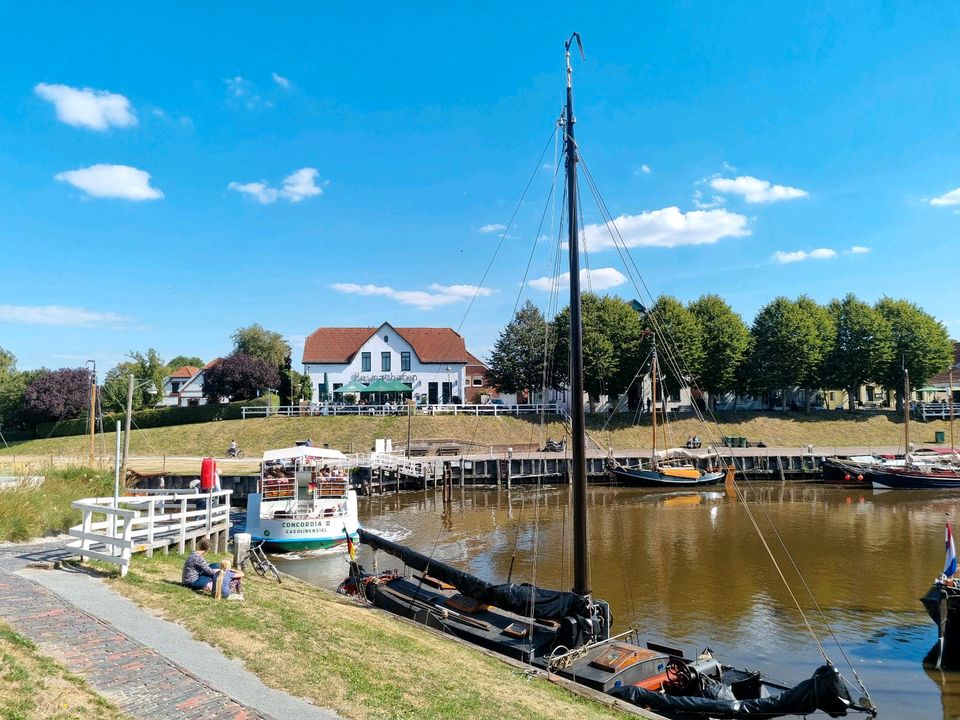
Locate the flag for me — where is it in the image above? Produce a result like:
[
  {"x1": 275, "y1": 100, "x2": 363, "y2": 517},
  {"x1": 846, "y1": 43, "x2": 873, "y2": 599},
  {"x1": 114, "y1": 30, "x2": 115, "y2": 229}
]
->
[
  {"x1": 946, "y1": 522, "x2": 957, "y2": 578},
  {"x1": 344, "y1": 527, "x2": 356, "y2": 561}
]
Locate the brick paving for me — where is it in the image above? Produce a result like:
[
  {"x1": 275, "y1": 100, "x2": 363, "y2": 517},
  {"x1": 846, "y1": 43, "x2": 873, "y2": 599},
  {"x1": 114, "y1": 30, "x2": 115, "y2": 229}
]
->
[{"x1": 0, "y1": 565, "x2": 276, "y2": 720}]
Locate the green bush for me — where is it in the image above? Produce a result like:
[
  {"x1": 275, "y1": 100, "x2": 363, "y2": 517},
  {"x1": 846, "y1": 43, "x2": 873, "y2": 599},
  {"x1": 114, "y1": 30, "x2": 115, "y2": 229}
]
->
[{"x1": 37, "y1": 394, "x2": 280, "y2": 438}]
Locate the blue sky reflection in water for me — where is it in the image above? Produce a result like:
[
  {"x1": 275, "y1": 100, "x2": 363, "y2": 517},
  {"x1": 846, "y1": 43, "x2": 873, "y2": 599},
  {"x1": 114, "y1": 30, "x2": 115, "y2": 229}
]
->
[{"x1": 275, "y1": 484, "x2": 960, "y2": 719}]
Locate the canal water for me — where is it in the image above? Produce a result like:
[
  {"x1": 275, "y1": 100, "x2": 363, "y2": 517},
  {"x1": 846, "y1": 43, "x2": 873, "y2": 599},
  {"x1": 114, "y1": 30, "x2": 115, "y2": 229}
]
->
[{"x1": 274, "y1": 483, "x2": 960, "y2": 719}]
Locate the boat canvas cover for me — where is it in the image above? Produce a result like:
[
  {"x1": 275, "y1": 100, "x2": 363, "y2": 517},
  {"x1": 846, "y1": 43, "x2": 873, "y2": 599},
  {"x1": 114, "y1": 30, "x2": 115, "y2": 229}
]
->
[
  {"x1": 261, "y1": 447, "x2": 348, "y2": 463},
  {"x1": 609, "y1": 664, "x2": 856, "y2": 719},
  {"x1": 358, "y1": 529, "x2": 590, "y2": 621}
]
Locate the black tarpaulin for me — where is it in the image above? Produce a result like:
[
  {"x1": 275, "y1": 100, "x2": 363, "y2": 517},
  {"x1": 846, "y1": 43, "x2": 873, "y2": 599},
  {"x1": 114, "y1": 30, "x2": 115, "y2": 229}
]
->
[
  {"x1": 609, "y1": 664, "x2": 856, "y2": 718},
  {"x1": 358, "y1": 528, "x2": 589, "y2": 621}
]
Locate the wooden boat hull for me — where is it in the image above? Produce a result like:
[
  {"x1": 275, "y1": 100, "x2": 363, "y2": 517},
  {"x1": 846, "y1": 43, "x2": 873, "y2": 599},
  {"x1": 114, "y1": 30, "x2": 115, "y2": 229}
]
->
[
  {"x1": 611, "y1": 466, "x2": 724, "y2": 488},
  {"x1": 821, "y1": 458, "x2": 874, "y2": 486},
  {"x1": 921, "y1": 582, "x2": 960, "y2": 650},
  {"x1": 871, "y1": 469, "x2": 960, "y2": 489}
]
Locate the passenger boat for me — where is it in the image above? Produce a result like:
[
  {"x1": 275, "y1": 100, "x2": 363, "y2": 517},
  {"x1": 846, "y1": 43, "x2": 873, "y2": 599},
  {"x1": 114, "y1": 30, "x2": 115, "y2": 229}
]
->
[
  {"x1": 245, "y1": 446, "x2": 360, "y2": 551},
  {"x1": 340, "y1": 35, "x2": 876, "y2": 718}
]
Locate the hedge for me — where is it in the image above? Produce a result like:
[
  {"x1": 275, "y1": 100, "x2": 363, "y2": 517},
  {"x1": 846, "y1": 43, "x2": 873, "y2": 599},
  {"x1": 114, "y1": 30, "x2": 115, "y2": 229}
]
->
[{"x1": 37, "y1": 394, "x2": 280, "y2": 438}]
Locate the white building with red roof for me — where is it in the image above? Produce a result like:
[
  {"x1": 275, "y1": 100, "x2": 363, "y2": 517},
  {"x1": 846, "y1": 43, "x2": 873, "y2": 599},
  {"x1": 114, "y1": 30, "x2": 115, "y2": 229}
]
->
[
  {"x1": 302, "y1": 322, "x2": 483, "y2": 404},
  {"x1": 157, "y1": 360, "x2": 220, "y2": 407}
]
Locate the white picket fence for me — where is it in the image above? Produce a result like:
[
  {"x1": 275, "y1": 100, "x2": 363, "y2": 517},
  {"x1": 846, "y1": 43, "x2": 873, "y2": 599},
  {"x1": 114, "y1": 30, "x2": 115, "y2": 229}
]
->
[
  {"x1": 69, "y1": 488, "x2": 232, "y2": 577},
  {"x1": 240, "y1": 402, "x2": 563, "y2": 419}
]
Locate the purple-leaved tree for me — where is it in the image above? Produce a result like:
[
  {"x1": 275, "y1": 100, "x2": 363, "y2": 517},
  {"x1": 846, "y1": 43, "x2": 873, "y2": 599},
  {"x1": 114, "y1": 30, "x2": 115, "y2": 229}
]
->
[
  {"x1": 23, "y1": 368, "x2": 92, "y2": 426},
  {"x1": 202, "y1": 353, "x2": 280, "y2": 402}
]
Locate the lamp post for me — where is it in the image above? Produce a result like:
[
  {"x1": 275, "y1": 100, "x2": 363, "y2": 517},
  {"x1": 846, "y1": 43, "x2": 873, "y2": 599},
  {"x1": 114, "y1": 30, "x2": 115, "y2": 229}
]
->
[
  {"x1": 445, "y1": 365, "x2": 451, "y2": 404},
  {"x1": 120, "y1": 374, "x2": 158, "y2": 488}
]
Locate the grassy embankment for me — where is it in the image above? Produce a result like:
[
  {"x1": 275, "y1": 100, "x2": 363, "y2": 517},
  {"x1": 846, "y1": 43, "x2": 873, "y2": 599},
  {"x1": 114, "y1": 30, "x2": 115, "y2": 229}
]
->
[
  {"x1": 0, "y1": 623, "x2": 129, "y2": 720},
  {"x1": 97, "y1": 554, "x2": 630, "y2": 720},
  {"x1": 0, "y1": 467, "x2": 113, "y2": 543},
  {"x1": 1, "y1": 412, "x2": 951, "y2": 475}
]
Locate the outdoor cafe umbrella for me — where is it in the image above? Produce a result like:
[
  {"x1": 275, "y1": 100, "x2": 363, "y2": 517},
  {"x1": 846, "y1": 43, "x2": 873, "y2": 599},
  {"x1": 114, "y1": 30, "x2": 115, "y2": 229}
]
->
[
  {"x1": 334, "y1": 380, "x2": 368, "y2": 394},
  {"x1": 359, "y1": 379, "x2": 393, "y2": 393}
]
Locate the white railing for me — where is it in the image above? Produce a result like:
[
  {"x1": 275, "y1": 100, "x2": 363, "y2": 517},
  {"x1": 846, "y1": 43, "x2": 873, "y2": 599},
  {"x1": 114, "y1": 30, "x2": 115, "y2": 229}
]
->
[
  {"x1": 919, "y1": 402, "x2": 959, "y2": 421},
  {"x1": 69, "y1": 489, "x2": 232, "y2": 577},
  {"x1": 241, "y1": 402, "x2": 563, "y2": 419},
  {"x1": 355, "y1": 452, "x2": 424, "y2": 477}
]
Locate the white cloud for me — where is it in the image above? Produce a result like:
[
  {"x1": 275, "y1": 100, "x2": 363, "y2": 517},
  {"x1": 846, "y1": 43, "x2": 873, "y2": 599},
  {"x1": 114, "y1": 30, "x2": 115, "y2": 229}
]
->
[
  {"x1": 54, "y1": 164, "x2": 163, "y2": 200},
  {"x1": 478, "y1": 223, "x2": 507, "y2": 234},
  {"x1": 272, "y1": 72, "x2": 291, "y2": 89},
  {"x1": 929, "y1": 187, "x2": 960, "y2": 206},
  {"x1": 0, "y1": 304, "x2": 129, "y2": 327},
  {"x1": 228, "y1": 167, "x2": 324, "y2": 204},
  {"x1": 529, "y1": 267, "x2": 627, "y2": 292},
  {"x1": 692, "y1": 189, "x2": 726, "y2": 210},
  {"x1": 710, "y1": 175, "x2": 808, "y2": 203},
  {"x1": 634, "y1": 164, "x2": 652, "y2": 176},
  {"x1": 772, "y1": 248, "x2": 837, "y2": 264},
  {"x1": 331, "y1": 282, "x2": 493, "y2": 310},
  {"x1": 847, "y1": 245, "x2": 871, "y2": 254},
  {"x1": 34, "y1": 83, "x2": 137, "y2": 131},
  {"x1": 225, "y1": 76, "x2": 251, "y2": 97},
  {"x1": 583, "y1": 207, "x2": 749, "y2": 251}
]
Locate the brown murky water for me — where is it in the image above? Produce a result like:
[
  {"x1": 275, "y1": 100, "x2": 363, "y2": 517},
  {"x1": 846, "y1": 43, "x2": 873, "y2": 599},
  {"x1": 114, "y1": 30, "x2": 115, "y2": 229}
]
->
[{"x1": 275, "y1": 483, "x2": 960, "y2": 719}]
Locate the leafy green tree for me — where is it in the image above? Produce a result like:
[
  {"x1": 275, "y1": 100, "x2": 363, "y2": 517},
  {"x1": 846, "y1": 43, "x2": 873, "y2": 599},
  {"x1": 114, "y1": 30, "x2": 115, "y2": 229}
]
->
[
  {"x1": 824, "y1": 294, "x2": 893, "y2": 411},
  {"x1": 101, "y1": 349, "x2": 167, "y2": 413},
  {"x1": 554, "y1": 295, "x2": 646, "y2": 408},
  {"x1": 794, "y1": 296, "x2": 835, "y2": 409},
  {"x1": 748, "y1": 297, "x2": 821, "y2": 410},
  {"x1": 487, "y1": 301, "x2": 551, "y2": 397},
  {"x1": 166, "y1": 355, "x2": 204, "y2": 371},
  {"x1": 642, "y1": 295, "x2": 705, "y2": 398},
  {"x1": 875, "y1": 297, "x2": 954, "y2": 410},
  {"x1": 688, "y1": 294, "x2": 750, "y2": 409},
  {"x1": 232, "y1": 324, "x2": 291, "y2": 368},
  {"x1": 0, "y1": 348, "x2": 26, "y2": 428}
]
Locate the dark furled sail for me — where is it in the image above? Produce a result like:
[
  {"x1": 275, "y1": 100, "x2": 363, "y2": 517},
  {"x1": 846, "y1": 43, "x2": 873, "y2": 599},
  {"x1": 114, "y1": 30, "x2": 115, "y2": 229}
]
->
[
  {"x1": 358, "y1": 528, "x2": 590, "y2": 621},
  {"x1": 609, "y1": 664, "x2": 855, "y2": 719}
]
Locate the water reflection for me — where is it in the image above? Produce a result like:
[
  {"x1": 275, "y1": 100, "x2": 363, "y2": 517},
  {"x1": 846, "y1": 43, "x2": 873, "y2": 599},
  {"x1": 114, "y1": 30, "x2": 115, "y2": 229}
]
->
[{"x1": 274, "y1": 483, "x2": 960, "y2": 719}]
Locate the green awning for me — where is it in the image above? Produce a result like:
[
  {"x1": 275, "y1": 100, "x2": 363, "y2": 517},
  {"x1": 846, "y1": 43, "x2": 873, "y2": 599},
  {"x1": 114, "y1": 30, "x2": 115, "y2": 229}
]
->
[
  {"x1": 382, "y1": 380, "x2": 412, "y2": 393},
  {"x1": 918, "y1": 386, "x2": 945, "y2": 393},
  {"x1": 334, "y1": 380, "x2": 367, "y2": 393},
  {"x1": 359, "y1": 379, "x2": 394, "y2": 393}
]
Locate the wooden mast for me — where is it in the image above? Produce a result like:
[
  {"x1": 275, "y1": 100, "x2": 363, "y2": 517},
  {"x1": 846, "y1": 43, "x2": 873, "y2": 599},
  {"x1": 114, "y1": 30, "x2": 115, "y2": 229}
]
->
[
  {"x1": 651, "y1": 346, "x2": 658, "y2": 469},
  {"x1": 903, "y1": 366, "x2": 911, "y2": 452},
  {"x1": 564, "y1": 33, "x2": 590, "y2": 598},
  {"x1": 950, "y1": 366, "x2": 955, "y2": 452}
]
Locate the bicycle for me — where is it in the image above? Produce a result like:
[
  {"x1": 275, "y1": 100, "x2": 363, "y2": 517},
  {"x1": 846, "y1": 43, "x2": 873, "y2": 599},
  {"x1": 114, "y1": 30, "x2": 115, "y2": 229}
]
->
[
  {"x1": 238, "y1": 541, "x2": 281, "y2": 583},
  {"x1": 227, "y1": 447, "x2": 245, "y2": 459}
]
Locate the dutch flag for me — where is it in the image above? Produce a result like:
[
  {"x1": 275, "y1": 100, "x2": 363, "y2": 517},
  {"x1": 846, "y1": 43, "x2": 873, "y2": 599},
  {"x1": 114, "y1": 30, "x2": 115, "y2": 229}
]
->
[{"x1": 946, "y1": 522, "x2": 958, "y2": 578}]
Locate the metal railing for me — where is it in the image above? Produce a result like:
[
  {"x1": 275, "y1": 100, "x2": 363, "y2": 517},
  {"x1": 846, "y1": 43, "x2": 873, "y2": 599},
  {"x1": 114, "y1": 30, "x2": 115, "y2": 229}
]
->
[
  {"x1": 918, "y1": 402, "x2": 959, "y2": 421},
  {"x1": 241, "y1": 402, "x2": 563, "y2": 419},
  {"x1": 69, "y1": 489, "x2": 232, "y2": 577}
]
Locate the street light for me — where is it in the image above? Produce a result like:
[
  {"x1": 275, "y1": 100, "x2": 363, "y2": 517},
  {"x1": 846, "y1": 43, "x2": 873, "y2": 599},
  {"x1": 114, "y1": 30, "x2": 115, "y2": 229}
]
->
[
  {"x1": 120, "y1": 374, "x2": 158, "y2": 493},
  {"x1": 445, "y1": 365, "x2": 451, "y2": 404}
]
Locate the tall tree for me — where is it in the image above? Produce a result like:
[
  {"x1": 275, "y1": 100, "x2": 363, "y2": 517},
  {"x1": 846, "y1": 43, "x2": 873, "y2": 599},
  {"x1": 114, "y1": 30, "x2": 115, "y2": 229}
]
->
[
  {"x1": 824, "y1": 294, "x2": 893, "y2": 411},
  {"x1": 22, "y1": 368, "x2": 91, "y2": 426},
  {"x1": 202, "y1": 353, "x2": 280, "y2": 402},
  {"x1": 875, "y1": 297, "x2": 954, "y2": 410},
  {"x1": 794, "y1": 296, "x2": 835, "y2": 410},
  {"x1": 0, "y1": 348, "x2": 25, "y2": 428},
  {"x1": 166, "y1": 355, "x2": 204, "y2": 371},
  {"x1": 487, "y1": 301, "x2": 550, "y2": 398},
  {"x1": 688, "y1": 294, "x2": 750, "y2": 409},
  {"x1": 232, "y1": 324, "x2": 291, "y2": 368},
  {"x1": 101, "y1": 349, "x2": 167, "y2": 413},
  {"x1": 748, "y1": 297, "x2": 821, "y2": 410},
  {"x1": 641, "y1": 295, "x2": 705, "y2": 398}
]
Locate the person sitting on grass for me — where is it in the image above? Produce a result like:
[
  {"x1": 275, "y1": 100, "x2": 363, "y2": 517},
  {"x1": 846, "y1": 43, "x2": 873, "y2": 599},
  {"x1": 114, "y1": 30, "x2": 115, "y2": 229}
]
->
[
  {"x1": 213, "y1": 559, "x2": 245, "y2": 602},
  {"x1": 182, "y1": 538, "x2": 218, "y2": 591}
]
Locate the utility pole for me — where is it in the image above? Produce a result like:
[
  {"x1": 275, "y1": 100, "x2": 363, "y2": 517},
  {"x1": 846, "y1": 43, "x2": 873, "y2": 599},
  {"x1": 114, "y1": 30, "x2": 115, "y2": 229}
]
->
[
  {"x1": 87, "y1": 361, "x2": 97, "y2": 466},
  {"x1": 121, "y1": 373, "x2": 135, "y2": 485}
]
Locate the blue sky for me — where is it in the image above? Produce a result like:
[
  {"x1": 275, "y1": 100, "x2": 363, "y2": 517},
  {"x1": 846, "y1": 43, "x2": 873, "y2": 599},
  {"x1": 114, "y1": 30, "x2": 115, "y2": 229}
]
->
[{"x1": 2, "y1": 3, "x2": 959, "y2": 374}]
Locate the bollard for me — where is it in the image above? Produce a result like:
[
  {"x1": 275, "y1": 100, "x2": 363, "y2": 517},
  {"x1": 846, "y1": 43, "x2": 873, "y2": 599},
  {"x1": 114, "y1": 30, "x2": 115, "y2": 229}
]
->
[{"x1": 234, "y1": 532, "x2": 252, "y2": 569}]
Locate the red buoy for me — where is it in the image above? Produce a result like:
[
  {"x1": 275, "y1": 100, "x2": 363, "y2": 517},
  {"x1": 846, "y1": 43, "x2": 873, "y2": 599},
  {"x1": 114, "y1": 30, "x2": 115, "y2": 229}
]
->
[
  {"x1": 857, "y1": 474, "x2": 864, "y2": 482},
  {"x1": 844, "y1": 474, "x2": 851, "y2": 481},
  {"x1": 200, "y1": 457, "x2": 217, "y2": 490}
]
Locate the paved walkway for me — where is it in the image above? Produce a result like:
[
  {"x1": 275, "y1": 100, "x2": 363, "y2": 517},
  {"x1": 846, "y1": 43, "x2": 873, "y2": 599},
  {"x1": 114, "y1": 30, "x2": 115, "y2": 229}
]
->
[{"x1": 0, "y1": 542, "x2": 339, "y2": 720}]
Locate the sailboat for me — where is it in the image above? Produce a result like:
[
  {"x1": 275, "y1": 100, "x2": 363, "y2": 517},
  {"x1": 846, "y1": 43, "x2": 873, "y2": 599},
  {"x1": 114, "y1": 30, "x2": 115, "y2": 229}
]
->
[
  {"x1": 610, "y1": 345, "x2": 725, "y2": 488},
  {"x1": 340, "y1": 34, "x2": 876, "y2": 718}
]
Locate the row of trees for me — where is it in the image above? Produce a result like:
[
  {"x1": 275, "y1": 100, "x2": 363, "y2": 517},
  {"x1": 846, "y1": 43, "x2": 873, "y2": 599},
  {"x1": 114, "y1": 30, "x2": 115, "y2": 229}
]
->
[
  {"x1": 0, "y1": 324, "x2": 311, "y2": 430},
  {"x1": 488, "y1": 294, "x2": 955, "y2": 412}
]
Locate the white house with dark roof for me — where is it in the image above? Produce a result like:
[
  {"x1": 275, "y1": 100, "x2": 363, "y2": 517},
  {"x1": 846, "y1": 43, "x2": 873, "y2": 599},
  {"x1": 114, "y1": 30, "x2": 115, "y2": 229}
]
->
[{"x1": 301, "y1": 323, "x2": 480, "y2": 404}]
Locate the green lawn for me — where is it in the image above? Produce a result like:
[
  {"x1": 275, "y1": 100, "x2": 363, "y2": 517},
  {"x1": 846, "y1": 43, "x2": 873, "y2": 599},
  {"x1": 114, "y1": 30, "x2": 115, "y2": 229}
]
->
[{"x1": 101, "y1": 554, "x2": 632, "y2": 720}]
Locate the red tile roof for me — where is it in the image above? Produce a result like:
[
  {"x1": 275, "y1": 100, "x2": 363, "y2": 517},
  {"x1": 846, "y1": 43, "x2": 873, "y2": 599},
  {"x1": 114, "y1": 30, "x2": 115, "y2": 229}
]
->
[
  {"x1": 302, "y1": 326, "x2": 472, "y2": 364},
  {"x1": 170, "y1": 366, "x2": 200, "y2": 379}
]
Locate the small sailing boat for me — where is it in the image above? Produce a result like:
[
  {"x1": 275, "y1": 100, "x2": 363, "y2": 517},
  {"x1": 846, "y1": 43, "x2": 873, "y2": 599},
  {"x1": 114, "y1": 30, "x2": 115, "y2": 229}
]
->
[
  {"x1": 921, "y1": 521, "x2": 960, "y2": 666},
  {"x1": 610, "y1": 345, "x2": 724, "y2": 488},
  {"x1": 340, "y1": 34, "x2": 876, "y2": 719}
]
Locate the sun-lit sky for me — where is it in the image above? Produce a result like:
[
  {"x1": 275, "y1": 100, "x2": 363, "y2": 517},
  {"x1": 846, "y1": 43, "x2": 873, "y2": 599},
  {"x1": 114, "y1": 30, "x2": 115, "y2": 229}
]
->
[{"x1": 2, "y1": 3, "x2": 959, "y2": 374}]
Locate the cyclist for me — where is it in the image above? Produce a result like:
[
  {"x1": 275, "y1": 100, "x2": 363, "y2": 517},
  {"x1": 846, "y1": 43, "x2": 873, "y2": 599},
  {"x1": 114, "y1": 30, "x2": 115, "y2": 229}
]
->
[{"x1": 227, "y1": 440, "x2": 241, "y2": 458}]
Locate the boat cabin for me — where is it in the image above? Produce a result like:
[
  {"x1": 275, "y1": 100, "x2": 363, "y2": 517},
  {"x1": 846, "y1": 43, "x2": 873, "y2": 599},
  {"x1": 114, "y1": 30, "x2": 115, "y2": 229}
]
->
[{"x1": 258, "y1": 447, "x2": 350, "y2": 520}]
